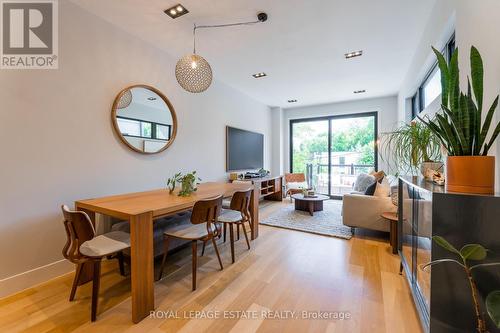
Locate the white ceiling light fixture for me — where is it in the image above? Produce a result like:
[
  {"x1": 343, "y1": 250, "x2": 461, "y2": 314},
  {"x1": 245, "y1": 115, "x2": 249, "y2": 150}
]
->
[
  {"x1": 353, "y1": 89, "x2": 366, "y2": 94},
  {"x1": 345, "y1": 50, "x2": 363, "y2": 59},
  {"x1": 175, "y1": 12, "x2": 268, "y2": 93}
]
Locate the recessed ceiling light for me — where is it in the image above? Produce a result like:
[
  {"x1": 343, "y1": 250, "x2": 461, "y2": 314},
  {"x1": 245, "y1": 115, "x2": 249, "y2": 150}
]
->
[
  {"x1": 287, "y1": 99, "x2": 298, "y2": 103},
  {"x1": 165, "y1": 4, "x2": 189, "y2": 19},
  {"x1": 345, "y1": 50, "x2": 363, "y2": 59},
  {"x1": 252, "y1": 72, "x2": 267, "y2": 78},
  {"x1": 147, "y1": 97, "x2": 157, "y2": 101},
  {"x1": 354, "y1": 90, "x2": 366, "y2": 94}
]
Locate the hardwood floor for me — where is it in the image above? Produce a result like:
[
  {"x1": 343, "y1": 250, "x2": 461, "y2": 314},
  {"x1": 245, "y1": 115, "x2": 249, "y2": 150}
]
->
[{"x1": 0, "y1": 201, "x2": 422, "y2": 333}]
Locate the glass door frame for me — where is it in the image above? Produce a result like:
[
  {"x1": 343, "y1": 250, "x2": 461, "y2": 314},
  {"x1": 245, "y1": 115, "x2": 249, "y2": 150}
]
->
[{"x1": 289, "y1": 111, "x2": 379, "y2": 199}]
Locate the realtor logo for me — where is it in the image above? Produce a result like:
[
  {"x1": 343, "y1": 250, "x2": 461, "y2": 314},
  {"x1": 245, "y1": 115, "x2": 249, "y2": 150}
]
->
[{"x1": 1, "y1": 0, "x2": 58, "y2": 69}]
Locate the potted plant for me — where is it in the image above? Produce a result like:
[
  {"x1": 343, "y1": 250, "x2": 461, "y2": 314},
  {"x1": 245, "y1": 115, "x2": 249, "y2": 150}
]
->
[
  {"x1": 419, "y1": 46, "x2": 500, "y2": 194},
  {"x1": 424, "y1": 236, "x2": 500, "y2": 332},
  {"x1": 380, "y1": 121, "x2": 442, "y2": 176},
  {"x1": 166, "y1": 171, "x2": 201, "y2": 196}
]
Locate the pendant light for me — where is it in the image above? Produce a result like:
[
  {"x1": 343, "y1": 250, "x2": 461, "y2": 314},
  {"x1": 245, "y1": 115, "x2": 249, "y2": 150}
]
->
[{"x1": 175, "y1": 13, "x2": 268, "y2": 93}]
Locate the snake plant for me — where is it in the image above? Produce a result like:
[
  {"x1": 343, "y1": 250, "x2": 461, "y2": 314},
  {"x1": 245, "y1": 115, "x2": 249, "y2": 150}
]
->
[{"x1": 419, "y1": 46, "x2": 500, "y2": 156}]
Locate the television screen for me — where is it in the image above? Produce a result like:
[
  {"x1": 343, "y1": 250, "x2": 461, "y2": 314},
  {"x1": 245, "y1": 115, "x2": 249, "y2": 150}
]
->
[{"x1": 226, "y1": 126, "x2": 264, "y2": 171}]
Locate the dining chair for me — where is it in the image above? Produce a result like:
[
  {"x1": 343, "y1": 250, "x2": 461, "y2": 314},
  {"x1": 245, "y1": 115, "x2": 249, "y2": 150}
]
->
[
  {"x1": 217, "y1": 189, "x2": 252, "y2": 263},
  {"x1": 61, "y1": 205, "x2": 130, "y2": 321},
  {"x1": 157, "y1": 196, "x2": 224, "y2": 290}
]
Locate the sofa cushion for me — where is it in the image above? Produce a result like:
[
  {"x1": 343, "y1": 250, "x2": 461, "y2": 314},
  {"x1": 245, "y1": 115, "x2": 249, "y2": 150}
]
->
[
  {"x1": 354, "y1": 173, "x2": 376, "y2": 192},
  {"x1": 373, "y1": 178, "x2": 391, "y2": 197},
  {"x1": 364, "y1": 181, "x2": 378, "y2": 195}
]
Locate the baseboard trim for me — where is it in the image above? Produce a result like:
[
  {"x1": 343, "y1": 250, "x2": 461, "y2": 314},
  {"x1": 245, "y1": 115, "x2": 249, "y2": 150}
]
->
[{"x1": 0, "y1": 259, "x2": 74, "y2": 299}]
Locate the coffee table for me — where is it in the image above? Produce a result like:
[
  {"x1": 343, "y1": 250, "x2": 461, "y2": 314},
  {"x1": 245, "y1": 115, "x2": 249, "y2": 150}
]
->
[{"x1": 291, "y1": 193, "x2": 330, "y2": 216}]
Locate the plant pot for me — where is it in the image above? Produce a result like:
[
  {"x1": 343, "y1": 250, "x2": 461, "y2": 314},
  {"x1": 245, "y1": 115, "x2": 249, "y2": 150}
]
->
[
  {"x1": 446, "y1": 156, "x2": 495, "y2": 194},
  {"x1": 420, "y1": 161, "x2": 444, "y2": 179}
]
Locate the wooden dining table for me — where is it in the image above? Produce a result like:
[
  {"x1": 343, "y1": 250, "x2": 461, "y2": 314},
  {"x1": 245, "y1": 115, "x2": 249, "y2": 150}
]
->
[{"x1": 74, "y1": 182, "x2": 258, "y2": 323}]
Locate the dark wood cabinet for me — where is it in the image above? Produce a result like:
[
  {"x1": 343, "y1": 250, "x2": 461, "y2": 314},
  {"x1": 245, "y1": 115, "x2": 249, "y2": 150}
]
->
[{"x1": 398, "y1": 176, "x2": 500, "y2": 333}]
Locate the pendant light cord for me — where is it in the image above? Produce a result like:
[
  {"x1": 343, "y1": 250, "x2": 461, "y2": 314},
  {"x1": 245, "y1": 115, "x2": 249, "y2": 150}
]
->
[{"x1": 193, "y1": 19, "x2": 263, "y2": 54}]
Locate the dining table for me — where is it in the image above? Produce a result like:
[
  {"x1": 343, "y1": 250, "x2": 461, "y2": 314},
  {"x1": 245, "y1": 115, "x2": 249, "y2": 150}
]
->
[{"x1": 74, "y1": 181, "x2": 258, "y2": 323}]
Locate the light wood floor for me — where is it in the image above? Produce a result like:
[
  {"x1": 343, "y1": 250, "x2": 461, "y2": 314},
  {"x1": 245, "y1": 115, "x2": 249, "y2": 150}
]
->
[{"x1": 0, "y1": 201, "x2": 422, "y2": 333}]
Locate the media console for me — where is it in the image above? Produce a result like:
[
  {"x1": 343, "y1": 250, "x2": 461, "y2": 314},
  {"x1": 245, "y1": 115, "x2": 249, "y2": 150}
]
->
[{"x1": 231, "y1": 175, "x2": 283, "y2": 201}]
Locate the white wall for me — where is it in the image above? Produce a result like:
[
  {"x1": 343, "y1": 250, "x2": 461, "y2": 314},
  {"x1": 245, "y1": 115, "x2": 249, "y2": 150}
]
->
[
  {"x1": 281, "y1": 96, "x2": 399, "y2": 174},
  {"x1": 0, "y1": 1, "x2": 271, "y2": 296},
  {"x1": 397, "y1": 0, "x2": 456, "y2": 122}
]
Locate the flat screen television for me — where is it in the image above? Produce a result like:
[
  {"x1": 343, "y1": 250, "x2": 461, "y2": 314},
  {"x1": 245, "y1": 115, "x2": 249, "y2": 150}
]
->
[{"x1": 226, "y1": 126, "x2": 264, "y2": 171}]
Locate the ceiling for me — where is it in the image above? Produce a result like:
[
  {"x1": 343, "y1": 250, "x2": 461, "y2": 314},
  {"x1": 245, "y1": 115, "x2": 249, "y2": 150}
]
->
[{"x1": 72, "y1": 0, "x2": 437, "y2": 108}]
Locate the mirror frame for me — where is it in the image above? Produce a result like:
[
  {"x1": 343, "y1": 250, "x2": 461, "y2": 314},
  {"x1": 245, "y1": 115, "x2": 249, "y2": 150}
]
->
[{"x1": 111, "y1": 84, "x2": 178, "y2": 154}]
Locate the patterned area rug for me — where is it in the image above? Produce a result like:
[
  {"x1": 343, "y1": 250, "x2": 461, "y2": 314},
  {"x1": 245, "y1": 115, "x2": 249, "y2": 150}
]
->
[{"x1": 260, "y1": 200, "x2": 352, "y2": 239}]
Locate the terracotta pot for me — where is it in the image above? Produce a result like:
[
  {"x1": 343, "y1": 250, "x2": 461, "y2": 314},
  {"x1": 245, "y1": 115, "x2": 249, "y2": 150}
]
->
[{"x1": 446, "y1": 156, "x2": 495, "y2": 194}]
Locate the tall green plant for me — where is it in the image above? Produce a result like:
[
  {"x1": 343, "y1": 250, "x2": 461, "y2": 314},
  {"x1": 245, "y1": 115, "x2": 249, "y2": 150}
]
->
[
  {"x1": 424, "y1": 236, "x2": 500, "y2": 332},
  {"x1": 419, "y1": 46, "x2": 500, "y2": 156},
  {"x1": 381, "y1": 121, "x2": 441, "y2": 174}
]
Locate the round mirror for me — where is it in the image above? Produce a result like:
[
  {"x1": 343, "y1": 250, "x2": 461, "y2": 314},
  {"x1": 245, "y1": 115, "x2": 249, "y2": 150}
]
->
[{"x1": 111, "y1": 85, "x2": 177, "y2": 154}]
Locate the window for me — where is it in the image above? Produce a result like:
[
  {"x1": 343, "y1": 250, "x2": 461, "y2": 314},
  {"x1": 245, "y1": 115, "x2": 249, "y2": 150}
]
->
[
  {"x1": 411, "y1": 33, "x2": 455, "y2": 118},
  {"x1": 116, "y1": 116, "x2": 171, "y2": 141}
]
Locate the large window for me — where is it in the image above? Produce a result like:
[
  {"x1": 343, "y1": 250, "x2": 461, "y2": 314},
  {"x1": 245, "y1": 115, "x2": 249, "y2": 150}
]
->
[
  {"x1": 290, "y1": 112, "x2": 377, "y2": 198},
  {"x1": 116, "y1": 116, "x2": 171, "y2": 141},
  {"x1": 412, "y1": 33, "x2": 455, "y2": 118}
]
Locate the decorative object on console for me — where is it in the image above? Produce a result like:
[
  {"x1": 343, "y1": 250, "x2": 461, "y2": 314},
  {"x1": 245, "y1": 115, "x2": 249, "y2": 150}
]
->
[
  {"x1": 111, "y1": 85, "x2": 177, "y2": 154},
  {"x1": 166, "y1": 171, "x2": 201, "y2": 196},
  {"x1": 423, "y1": 236, "x2": 500, "y2": 332},
  {"x1": 419, "y1": 46, "x2": 500, "y2": 194},
  {"x1": 380, "y1": 121, "x2": 442, "y2": 176},
  {"x1": 175, "y1": 13, "x2": 268, "y2": 93},
  {"x1": 229, "y1": 173, "x2": 239, "y2": 181}
]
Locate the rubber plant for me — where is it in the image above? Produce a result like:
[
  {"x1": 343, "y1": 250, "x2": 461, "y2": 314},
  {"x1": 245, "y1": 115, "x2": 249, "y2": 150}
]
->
[
  {"x1": 418, "y1": 46, "x2": 500, "y2": 193},
  {"x1": 380, "y1": 121, "x2": 442, "y2": 174},
  {"x1": 423, "y1": 236, "x2": 500, "y2": 332}
]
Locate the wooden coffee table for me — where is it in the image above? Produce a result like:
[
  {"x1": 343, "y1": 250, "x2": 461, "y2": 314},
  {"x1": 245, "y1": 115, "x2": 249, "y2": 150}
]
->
[{"x1": 291, "y1": 193, "x2": 330, "y2": 216}]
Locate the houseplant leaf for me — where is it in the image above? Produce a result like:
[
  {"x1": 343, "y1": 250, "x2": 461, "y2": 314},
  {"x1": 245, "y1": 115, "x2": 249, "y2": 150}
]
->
[
  {"x1": 433, "y1": 46, "x2": 450, "y2": 107},
  {"x1": 479, "y1": 95, "x2": 499, "y2": 155},
  {"x1": 483, "y1": 120, "x2": 500, "y2": 156},
  {"x1": 460, "y1": 244, "x2": 487, "y2": 261},
  {"x1": 470, "y1": 46, "x2": 484, "y2": 113},
  {"x1": 433, "y1": 236, "x2": 461, "y2": 255},
  {"x1": 486, "y1": 291, "x2": 500, "y2": 328}
]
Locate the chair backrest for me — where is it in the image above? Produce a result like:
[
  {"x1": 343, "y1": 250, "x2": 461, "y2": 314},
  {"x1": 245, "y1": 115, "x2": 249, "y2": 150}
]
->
[
  {"x1": 285, "y1": 173, "x2": 305, "y2": 183},
  {"x1": 229, "y1": 189, "x2": 252, "y2": 219},
  {"x1": 61, "y1": 205, "x2": 96, "y2": 263},
  {"x1": 190, "y1": 195, "x2": 223, "y2": 226}
]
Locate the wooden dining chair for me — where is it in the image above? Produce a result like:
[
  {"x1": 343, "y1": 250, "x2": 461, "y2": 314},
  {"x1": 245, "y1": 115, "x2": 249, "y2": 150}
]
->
[
  {"x1": 217, "y1": 189, "x2": 252, "y2": 263},
  {"x1": 61, "y1": 205, "x2": 130, "y2": 321},
  {"x1": 157, "y1": 196, "x2": 224, "y2": 290}
]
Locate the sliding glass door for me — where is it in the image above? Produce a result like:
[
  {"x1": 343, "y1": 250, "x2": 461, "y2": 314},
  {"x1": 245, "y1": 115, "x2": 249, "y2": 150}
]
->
[{"x1": 290, "y1": 112, "x2": 377, "y2": 197}]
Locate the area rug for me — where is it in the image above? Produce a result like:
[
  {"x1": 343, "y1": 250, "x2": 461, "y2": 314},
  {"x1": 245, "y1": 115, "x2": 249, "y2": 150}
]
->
[{"x1": 260, "y1": 200, "x2": 352, "y2": 239}]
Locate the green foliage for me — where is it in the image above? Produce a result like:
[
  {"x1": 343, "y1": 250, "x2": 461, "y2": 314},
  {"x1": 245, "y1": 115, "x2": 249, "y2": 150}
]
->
[
  {"x1": 166, "y1": 171, "x2": 201, "y2": 196},
  {"x1": 486, "y1": 291, "x2": 500, "y2": 328},
  {"x1": 427, "y1": 236, "x2": 500, "y2": 331},
  {"x1": 419, "y1": 46, "x2": 500, "y2": 156},
  {"x1": 380, "y1": 121, "x2": 441, "y2": 174},
  {"x1": 292, "y1": 119, "x2": 375, "y2": 173}
]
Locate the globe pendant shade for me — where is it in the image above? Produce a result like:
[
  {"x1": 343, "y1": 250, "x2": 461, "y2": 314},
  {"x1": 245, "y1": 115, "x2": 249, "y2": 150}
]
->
[{"x1": 175, "y1": 54, "x2": 213, "y2": 93}]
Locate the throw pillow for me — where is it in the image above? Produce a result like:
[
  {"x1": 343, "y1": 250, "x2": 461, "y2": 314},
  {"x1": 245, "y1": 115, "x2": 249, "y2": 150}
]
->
[
  {"x1": 353, "y1": 173, "x2": 376, "y2": 192},
  {"x1": 370, "y1": 170, "x2": 386, "y2": 183},
  {"x1": 364, "y1": 181, "x2": 378, "y2": 195},
  {"x1": 374, "y1": 178, "x2": 391, "y2": 197}
]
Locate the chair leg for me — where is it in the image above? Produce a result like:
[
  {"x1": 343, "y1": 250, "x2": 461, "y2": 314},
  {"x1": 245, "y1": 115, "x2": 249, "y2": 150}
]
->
[
  {"x1": 237, "y1": 224, "x2": 240, "y2": 240},
  {"x1": 223, "y1": 224, "x2": 227, "y2": 243},
  {"x1": 241, "y1": 223, "x2": 251, "y2": 250},
  {"x1": 91, "y1": 260, "x2": 101, "y2": 322},
  {"x1": 117, "y1": 252, "x2": 125, "y2": 276},
  {"x1": 191, "y1": 240, "x2": 197, "y2": 291},
  {"x1": 158, "y1": 235, "x2": 170, "y2": 281},
  {"x1": 211, "y1": 237, "x2": 224, "y2": 270},
  {"x1": 229, "y1": 223, "x2": 235, "y2": 264},
  {"x1": 69, "y1": 263, "x2": 83, "y2": 301},
  {"x1": 201, "y1": 240, "x2": 206, "y2": 256}
]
